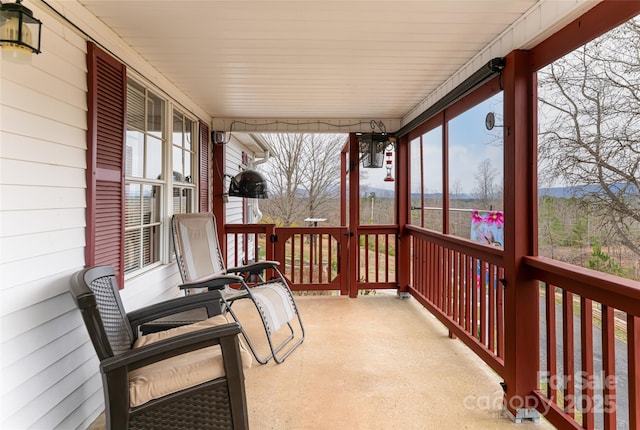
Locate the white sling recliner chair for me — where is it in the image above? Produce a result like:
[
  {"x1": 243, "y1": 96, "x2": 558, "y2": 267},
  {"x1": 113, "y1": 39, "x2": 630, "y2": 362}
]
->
[{"x1": 172, "y1": 212, "x2": 304, "y2": 364}]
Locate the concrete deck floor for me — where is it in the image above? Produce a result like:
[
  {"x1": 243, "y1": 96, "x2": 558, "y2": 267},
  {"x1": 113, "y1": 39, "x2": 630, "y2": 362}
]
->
[{"x1": 89, "y1": 293, "x2": 554, "y2": 429}]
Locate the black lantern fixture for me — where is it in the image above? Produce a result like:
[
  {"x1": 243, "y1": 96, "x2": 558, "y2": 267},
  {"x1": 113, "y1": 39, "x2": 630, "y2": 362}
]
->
[
  {"x1": 228, "y1": 170, "x2": 269, "y2": 199},
  {"x1": 1, "y1": 0, "x2": 42, "y2": 64},
  {"x1": 359, "y1": 133, "x2": 393, "y2": 168}
]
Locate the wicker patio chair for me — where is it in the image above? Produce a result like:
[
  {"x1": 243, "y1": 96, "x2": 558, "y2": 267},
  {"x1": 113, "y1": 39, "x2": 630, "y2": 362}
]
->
[
  {"x1": 172, "y1": 212, "x2": 305, "y2": 364},
  {"x1": 69, "y1": 265, "x2": 250, "y2": 430}
]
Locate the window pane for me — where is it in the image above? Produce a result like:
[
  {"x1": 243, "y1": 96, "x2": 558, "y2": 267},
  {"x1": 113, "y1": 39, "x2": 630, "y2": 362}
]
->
[
  {"x1": 173, "y1": 146, "x2": 183, "y2": 180},
  {"x1": 173, "y1": 112, "x2": 183, "y2": 144},
  {"x1": 184, "y1": 151, "x2": 192, "y2": 182},
  {"x1": 142, "y1": 185, "x2": 160, "y2": 224},
  {"x1": 173, "y1": 188, "x2": 193, "y2": 214},
  {"x1": 143, "y1": 226, "x2": 158, "y2": 265},
  {"x1": 125, "y1": 130, "x2": 144, "y2": 178},
  {"x1": 448, "y1": 92, "x2": 504, "y2": 242},
  {"x1": 124, "y1": 230, "x2": 141, "y2": 272},
  {"x1": 184, "y1": 118, "x2": 193, "y2": 151},
  {"x1": 410, "y1": 137, "x2": 422, "y2": 226},
  {"x1": 125, "y1": 183, "x2": 141, "y2": 227},
  {"x1": 423, "y1": 127, "x2": 443, "y2": 231},
  {"x1": 126, "y1": 82, "x2": 145, "y2": 130},
  {"x1": 146, "y1": 136, "x2": 162, "y2": 180},
  {"x1": 147, "y1": 92, "x2": 164, "y2": 138}
]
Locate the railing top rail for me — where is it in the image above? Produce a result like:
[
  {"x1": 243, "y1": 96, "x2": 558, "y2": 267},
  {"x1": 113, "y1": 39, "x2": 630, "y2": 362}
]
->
[
  {"x1": 356, "y1": 224, "x2": 399, "y2": 233},
  {"x1": 273, "y1": 226, "x2": 347, "y2": 234},
  {"x1": 406, "y1": 224, "x2": 504, "y2": 265},
  {"x1": 524, "y1": 255, "x2": 640, "y2": 316},
  {"x1": 224, "y1": 223, "x2": 274, "y2": 234}
]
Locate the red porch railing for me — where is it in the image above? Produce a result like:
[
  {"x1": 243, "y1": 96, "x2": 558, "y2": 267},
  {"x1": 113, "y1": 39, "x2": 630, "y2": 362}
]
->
[
  {"x1": 224, "y1": 223, "x2": 640, "y2": 429},
  {"x1": 224, "y1": 224, "x2": 397, "y2": 295},
  {"x1": 273, "y1": 226, "x2": 348, "y2": 294},
  {"x1": 524, "y1": 256, "x2": 640, "y2": 430},
  {"x1": 356, "y1": 225, "x2": 397, "y2": 291},
  {"x1": 406, "y1": 225, "x2": 505, "y2": 376},
  {"x1": 224, "y1": 224, "x2": 275, "y2": 268}
]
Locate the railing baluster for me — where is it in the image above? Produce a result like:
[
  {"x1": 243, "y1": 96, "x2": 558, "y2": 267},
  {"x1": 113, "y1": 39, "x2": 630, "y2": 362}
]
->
[
  {"x1": 629, "y1": 314, "x2": 640, "y2": 430},
  {"x1": 385, "y1": 234, "x2": 390, "y2": 283},
  {"x1": 319, "y1": 233, "x2": 324, "y2": 284},
  {"x1": 601, "y1": 304, "x2": 617, "y2": 430},
  {"x1": 545, "y1": 283, "x2": 557, "y2": 403},
  {"x1": 562, "y1": 290, "x2": 575, "y2": 418},
  {"x1": 291, "y1": 233, "x2": 297, "y2": 283},
  {"x1": 328, "y1": 234, "x2": 333, "y2": 280},
  {"x1": 479, "y1": 260, "x2": 487, "y2": 345},
  {"x1": 465, "y1": 254, "x2": 472, "y2": 333},
  {"x1": 453, "y1": 251, "x2": 460, "y2": 324},
  {"x1": 243, "y1": 232, "x2": 249, "y2": 264},
  {"x1": 497, "y1": 267, "x2": 505, "y2": 359},
  {"x1": 471, "y1": 258, "x2": 480, "y2": 339},
  {"x1": 233, "y1": 234, "x2": 239, "y2": 267},
  {"x1": 459, "y1": 252, "x2": 466, "y2": 329},
  {"x1": 444, "y1": 248, "x2": 453, "y2": 316},
  {"x1": 488, "y1": 263, "x2": 496, "y2": 353},
  {"x1": 580, "y1": 297, "x2": 594, "y2": 429},
  {"x1": 437, "y1": 243, "x2": 442, "y2": 304}
]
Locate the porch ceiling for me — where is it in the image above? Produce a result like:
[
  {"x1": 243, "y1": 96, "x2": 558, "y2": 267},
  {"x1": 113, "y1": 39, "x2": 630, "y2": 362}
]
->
[{"x1": 78, "y1": 0, "x2": 598, "y2": 132}]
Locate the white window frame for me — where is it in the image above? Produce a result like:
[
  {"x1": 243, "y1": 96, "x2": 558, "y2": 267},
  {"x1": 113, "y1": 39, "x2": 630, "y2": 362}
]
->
[{"x1": 124, "y1": 78, "x2": 198, "y2": 279}]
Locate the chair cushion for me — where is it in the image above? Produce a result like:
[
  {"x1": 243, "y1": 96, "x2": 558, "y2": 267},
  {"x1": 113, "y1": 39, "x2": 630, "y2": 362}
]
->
[{"x1": 129, "y1": 315, "x2": 252, "y2": 408}]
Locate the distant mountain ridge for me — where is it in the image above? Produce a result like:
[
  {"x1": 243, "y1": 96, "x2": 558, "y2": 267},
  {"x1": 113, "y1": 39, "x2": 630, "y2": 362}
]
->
[{"x1": 360, "y1": 183, "x2": 638, "y2": 200}]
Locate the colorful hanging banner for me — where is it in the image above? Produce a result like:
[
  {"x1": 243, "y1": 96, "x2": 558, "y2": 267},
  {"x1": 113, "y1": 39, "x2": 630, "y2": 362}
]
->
[{"x1": 470, "y1": 210, "x2": 504, "y2": 247}]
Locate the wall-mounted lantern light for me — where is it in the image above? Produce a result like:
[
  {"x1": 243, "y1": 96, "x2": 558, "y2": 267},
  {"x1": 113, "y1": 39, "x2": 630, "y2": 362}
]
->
[{"x1": 1, "y1": 0, "x2": 42, "y2": 64}]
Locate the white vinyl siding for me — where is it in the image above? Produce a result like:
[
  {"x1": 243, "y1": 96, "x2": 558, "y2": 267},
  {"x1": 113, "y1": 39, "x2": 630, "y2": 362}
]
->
[
  {"x1": 0, "y1": 7, "x2": 99, "y2": 428},
  {"x1": 0, "y1": 3, "x2": 208, "y2": 429}
]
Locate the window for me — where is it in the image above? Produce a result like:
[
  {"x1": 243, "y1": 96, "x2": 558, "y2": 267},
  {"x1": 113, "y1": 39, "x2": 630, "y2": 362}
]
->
[
  {"x1": 409, "y1": 127, "x2": 443, "y2": 230},
  {"x1": 448, "y1": 92, "x2": 504, "y2": 241},
  {"x1": 537, "y1": 15, "x2": 640, "y2": 281},
  {"x1": 172, "y1": 111, "x2": 196, "y2": 215},
  {"x1": 124, "y1": 80, "x2": 197, "y2": 275}
]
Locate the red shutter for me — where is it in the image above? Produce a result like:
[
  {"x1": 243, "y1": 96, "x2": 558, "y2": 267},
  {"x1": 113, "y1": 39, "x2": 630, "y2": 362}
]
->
[
  {"x1": 199, "y1": 121, "x2": 211, "y2": 212},
  {"x1": 86, "y1": 42, "x2": 126, "y2": 288}
]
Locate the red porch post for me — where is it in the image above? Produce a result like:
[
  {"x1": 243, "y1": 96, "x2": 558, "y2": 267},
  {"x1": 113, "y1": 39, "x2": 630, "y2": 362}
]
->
[
  {"x1": 212, "y1": 140, "x2": 227, "y2": 260},
  {"x1": 502, "y1": 49, "x2": 540, "y2": 420},
  {"x1": 348, "y1": 133, "x2": 360, "y2": 298},
  {"x1": 340, "y1": 142, "x2": 348, "y2": 227},
  {"x1": 396, "y1": 135, "x2": 411, "y2": 294}
]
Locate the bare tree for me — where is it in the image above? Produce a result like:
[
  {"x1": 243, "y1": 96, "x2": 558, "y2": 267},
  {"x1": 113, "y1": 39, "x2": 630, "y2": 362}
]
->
[
  {"x1": 473, "y1": 158, "x2": 498, "y2": 210},
  {"x1": 259, "y1": 133, "x2": 343, "y2": 226},
  {"x1": 301, "y1": 134, "x2": 343, "y2": 222},
  {"x1": 450, "y1": 178, "x2": 464, "y2": 200},
  {"x1": 538, "y1": 17, "x2": 640, "y2": 257},
  {"x1": 259, "y1": 134, "x2": 307, "y2": 226}
]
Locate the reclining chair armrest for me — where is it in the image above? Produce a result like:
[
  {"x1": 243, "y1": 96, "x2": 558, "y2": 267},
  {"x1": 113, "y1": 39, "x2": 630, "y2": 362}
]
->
[
  {"x1": 101, "y1": 323, "x2": 243, "y2": 373},
  {"x1": 228, "y1": 260, "x2": 281, "y2": 276},
  {"x1": 127, "y1": 290, "x2": 224, "y2": 328},
  {"x1": 179, "y1": 274, "x2": 244, "y2": 291}
]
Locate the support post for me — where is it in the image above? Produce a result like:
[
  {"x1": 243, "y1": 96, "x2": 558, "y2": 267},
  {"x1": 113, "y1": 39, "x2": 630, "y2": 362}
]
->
[
  {"x1": 396, "y1": 134, "x2": 411, "y2": 296},
  {"x1": 348, "y1": 133, "x2": 360, "y2": 298},
  {"x1": 502, "y1": 49, "x2": 540, "y2": 422},
  {"x1": 212, "y1": 140, "x2": 227, "y2": 261}
]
